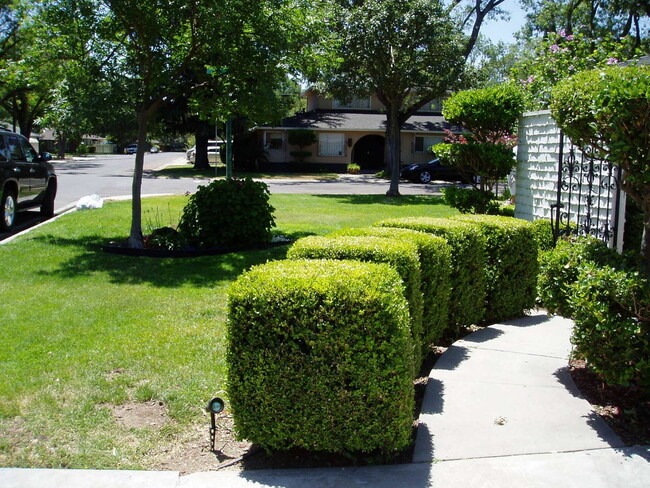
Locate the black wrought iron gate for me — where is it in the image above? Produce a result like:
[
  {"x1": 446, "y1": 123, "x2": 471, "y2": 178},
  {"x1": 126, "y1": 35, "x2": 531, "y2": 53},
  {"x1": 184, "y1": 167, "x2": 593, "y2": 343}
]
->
[{"x1": 550, "y1": 132, "x2": 623, "y2": 247}]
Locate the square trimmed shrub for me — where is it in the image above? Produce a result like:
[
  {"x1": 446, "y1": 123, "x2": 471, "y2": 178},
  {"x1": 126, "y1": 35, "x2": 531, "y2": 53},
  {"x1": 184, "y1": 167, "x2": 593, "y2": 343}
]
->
[
  {"x1": 376, "y1": 217, "x2": 487, "y2": 331},
  {"x1": 451, "y1": 215, "x2": 538, "y2": 322},
  {"x1": 329, "y1": 226, "x2": 452, "y2": 348},
  {"x1": 227, "y1": 259, "x2": 414, "y2": 453},
  {"x1": 287, "y1": 235, "x2": 424, "y2": 368}
]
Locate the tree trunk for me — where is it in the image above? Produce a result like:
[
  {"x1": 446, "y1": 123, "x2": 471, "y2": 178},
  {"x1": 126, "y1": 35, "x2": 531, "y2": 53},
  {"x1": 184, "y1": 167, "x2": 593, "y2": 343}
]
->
[
  {"x1": 127, "y1": 110, "x2": 150, "y2": 249},
  {"x1": 385, "y1": 104, "x2": 402, "y2": 197},
  {"x1": 194, "y1": 130, "x2": 210, "y2": 170},
  {"x1": 57, "y1": 135, "x2": 66, "y2": 159}
]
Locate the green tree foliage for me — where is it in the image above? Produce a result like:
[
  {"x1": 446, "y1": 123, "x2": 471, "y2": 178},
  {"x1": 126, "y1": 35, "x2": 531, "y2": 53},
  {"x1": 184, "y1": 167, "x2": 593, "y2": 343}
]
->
[
  {"x1": 550, "y1": 65, "x2": 650, "y2": 271},
  {"x1": 0, "y1": 1, "x2": 62, "y2": 137},
  {"x1": 442, "y1": 83, "x2": 525, "y2": 141},
  {"x1": 288, "y1": 128, "x2": 317, "y2": 164},
  {"x1": 46, "y1": 0, "x2": 306, "y2": 248},
  {"x1": 314, "y1": 0, "x2": 505, "y2": 197},
  {"x1": 519, "y1": 0, "x2": 650, "y2": 43},
  {"x1": 511, "y1": 29, "x2": 645, "y2": 109},
  {"x1": 434, "y1": 83, "x2": 524, "y2": 195}
]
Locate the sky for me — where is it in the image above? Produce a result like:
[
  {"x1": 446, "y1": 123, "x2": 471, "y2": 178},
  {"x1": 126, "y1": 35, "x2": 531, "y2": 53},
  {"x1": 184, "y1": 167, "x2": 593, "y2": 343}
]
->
[{"x1": 479, "y1": 1, "x2": 527, "y2": 45}]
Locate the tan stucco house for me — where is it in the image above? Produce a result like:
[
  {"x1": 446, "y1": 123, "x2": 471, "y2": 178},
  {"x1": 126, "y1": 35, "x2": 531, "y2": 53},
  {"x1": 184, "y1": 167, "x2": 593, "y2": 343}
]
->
[{"x1": 255, "y1": 89, "x2": 462, "y2": 171}]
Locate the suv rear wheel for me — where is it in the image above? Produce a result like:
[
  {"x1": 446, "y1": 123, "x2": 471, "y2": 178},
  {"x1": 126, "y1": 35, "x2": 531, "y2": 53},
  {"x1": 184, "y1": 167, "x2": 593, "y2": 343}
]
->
[{"x1": 1, "y1": 188, "x2": 17, "y2": 231}]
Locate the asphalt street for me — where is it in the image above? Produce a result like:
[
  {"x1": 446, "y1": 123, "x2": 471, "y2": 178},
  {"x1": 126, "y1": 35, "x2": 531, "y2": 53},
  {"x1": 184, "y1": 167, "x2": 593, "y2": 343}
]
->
[
  {"x1": 1, "y1": 153, "x2": 457, "y2": 242},
  {"x1": 52, "y1": 153, "x2": 454, "y2": 213}
]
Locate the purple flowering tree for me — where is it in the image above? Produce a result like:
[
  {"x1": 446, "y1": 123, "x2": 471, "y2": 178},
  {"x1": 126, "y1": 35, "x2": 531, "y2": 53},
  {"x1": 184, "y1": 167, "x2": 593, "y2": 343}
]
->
[{"x1": 511, "y1": 30, "x2": 645, "y2": 109}]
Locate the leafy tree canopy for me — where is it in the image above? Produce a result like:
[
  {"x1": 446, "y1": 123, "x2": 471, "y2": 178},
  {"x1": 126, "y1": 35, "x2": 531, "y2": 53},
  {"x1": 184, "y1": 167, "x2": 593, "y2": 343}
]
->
[
  {"x1": 511, "y1": 29, "x2": 646, "y2": 109},
  {"x1": 519, "y1": 0, "x2": 650, "y2": 44},
  {"x1": 551, "y1": 65, "x2": 650, "y2": 271}
]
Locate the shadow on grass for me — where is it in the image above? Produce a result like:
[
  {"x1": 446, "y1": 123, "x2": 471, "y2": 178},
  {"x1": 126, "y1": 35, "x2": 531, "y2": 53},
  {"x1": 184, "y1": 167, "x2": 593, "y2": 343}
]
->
[
  {"x1": 33, "y1": 234, "x2": 290, "y2": 288},
  {"x1": 312, "y1": 194, "x2": 447, "y2": 206}
]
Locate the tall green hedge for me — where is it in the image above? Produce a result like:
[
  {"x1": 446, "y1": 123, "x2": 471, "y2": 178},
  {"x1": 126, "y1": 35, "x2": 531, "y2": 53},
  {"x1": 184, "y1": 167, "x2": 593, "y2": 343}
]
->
[
  {"x1": 287, "y1": 235, "x2": 423, "y2": 367},
  {"x1": 376, "y1": 217, "x2": 487, "y2": 331},
  {"x1": 451, "y1": 215, "x2": 538, "y2": 322},
  {"x1": 329, "y1": 226, "x2": 452, "y2": 348},
  {"x1": 227, "y1": 259, "x2": 414, "y2": 453}
]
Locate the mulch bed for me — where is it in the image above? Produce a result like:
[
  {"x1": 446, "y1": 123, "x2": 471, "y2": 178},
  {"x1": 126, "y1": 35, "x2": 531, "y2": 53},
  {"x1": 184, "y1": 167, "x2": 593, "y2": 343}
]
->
[{"x1": 569, "y1": 359, "x2": 650, "y2": 446}]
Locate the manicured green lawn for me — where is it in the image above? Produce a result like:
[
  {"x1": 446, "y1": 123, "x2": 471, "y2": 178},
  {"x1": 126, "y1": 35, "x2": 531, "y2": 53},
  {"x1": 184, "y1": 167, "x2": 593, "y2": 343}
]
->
[{"x1": 0, "y1": 194, "x2": 456, "y2": 469}]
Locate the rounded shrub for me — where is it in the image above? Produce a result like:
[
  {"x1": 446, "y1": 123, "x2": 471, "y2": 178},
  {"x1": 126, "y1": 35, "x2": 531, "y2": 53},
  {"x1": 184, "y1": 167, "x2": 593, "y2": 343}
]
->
[
  {"x1": 178, "y1": 177, "x2": 275, "y2": 248},
  {"x1": 287, "y1": 235, "x2": 423, "y2": 368},
  {"x1": 227, "y1": 259, "x2": 414, "y2": 453},
  {"x1": 329, "y1": 226, "x2": 452, "y2": 348},
  {"x1": 570, "y1": 264, "x2": 650, "y2": 391},
  {"x1": 451, "y1": 215, "x2": 538, "y2": 322},
  {"x1": 376, "y1": 217, "x2": 487, "y2": 331},
  {"x1": 537, "y1": 236, "x2": 626, "y2": 316}
]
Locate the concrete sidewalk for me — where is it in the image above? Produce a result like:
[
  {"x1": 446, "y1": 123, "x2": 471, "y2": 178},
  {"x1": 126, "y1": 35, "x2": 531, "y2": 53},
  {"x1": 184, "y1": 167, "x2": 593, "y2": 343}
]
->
[{"x1": 2, "y1": 312, "x2": 649, "y2": 487}]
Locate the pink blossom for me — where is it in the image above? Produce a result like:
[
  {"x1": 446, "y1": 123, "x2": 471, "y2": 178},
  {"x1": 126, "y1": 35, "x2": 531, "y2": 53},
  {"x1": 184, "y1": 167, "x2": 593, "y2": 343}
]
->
[
  {"x1": 527, "y1": 75, "x2": 535, "y2": 84},
  {"x1": 607, "y1": 57, "x2": 619, "y2": 65},
  {"x1": 558, "y1": 29, "x2": 566, "y2": 37},
  {"x1": 550, "y1": 44, "x2": 559, "y2": 53},
  {"x1": 566, "y1": 35, "x2": 574, "y2": 41}
]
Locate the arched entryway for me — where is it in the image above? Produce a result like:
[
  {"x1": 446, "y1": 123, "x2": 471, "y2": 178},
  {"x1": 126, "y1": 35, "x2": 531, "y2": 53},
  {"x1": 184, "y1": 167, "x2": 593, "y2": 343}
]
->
[{"x1": 352, "y1": 135, "x2": 384, "y2": 171}]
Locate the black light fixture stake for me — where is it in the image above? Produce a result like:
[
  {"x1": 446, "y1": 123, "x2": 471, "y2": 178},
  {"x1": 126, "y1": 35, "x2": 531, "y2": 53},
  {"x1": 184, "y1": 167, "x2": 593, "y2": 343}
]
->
[{"x1": 207, "y1": 397, "x2": 225, "y2": 451}]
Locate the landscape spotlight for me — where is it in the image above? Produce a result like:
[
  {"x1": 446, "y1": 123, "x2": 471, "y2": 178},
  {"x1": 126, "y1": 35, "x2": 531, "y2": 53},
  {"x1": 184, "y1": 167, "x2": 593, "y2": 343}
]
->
[
  {"x1": 206, "y1": 396, "x2": 225, "y2": 450},
  {"x1": 207, "y1": 397, "x2": 225, "y2": 414}
]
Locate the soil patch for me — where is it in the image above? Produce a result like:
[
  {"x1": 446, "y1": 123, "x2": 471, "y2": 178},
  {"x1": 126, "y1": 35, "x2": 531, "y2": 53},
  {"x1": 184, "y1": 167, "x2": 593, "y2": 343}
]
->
[
  {"x1": 111, "y1": 401, "x2": 169, "y2": 430},
  {"x1": 569, "y1": 359, "x2": 650, "y2": 446}
]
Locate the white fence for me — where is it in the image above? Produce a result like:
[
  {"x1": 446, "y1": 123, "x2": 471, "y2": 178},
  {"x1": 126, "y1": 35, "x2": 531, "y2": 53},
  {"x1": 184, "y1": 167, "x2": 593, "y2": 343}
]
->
[{"x1": 514, "y1": 110, "x2": 625, "y2": 250}]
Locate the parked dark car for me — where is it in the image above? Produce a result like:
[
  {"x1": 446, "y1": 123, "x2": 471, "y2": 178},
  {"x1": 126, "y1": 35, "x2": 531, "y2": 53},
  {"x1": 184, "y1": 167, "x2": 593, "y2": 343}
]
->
[
  {"x1": 400, "y1": 158, "x2": 467, "y2": 184},
  {"x1": 0, "y1": 129, "x2": 57, "y2": 231}
]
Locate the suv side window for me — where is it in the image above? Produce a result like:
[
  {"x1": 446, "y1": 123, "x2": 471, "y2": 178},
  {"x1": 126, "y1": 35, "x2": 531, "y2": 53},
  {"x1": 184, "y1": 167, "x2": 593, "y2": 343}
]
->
[
  {"x1": 0, "y1": 134, "x2": 7, "y2": 162},
  {"x1": 18, "y1": 136, "x2": 38, "y2": 162},
  {"x1": 6, "y1": 134, "x2": 25, "y2": 161}
]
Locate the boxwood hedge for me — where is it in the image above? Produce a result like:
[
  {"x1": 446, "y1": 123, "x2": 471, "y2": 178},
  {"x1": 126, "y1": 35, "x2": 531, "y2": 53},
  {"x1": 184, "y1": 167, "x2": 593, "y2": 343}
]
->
[
  {"x1": 329, "y1": 226, "x2": 452, "y2": 348},
  {"x1": 227, "y1": 259, "x2": 414, "y2": 453},
  {"x1": 451, "y1": 215, "x2": 538, "y2": 322},
  {"x1": 287, "y1": 235, "x2": 423, "y2": 367},
  {"x1": 376, "y1": 217, "x2": 487, "y2": 331}
]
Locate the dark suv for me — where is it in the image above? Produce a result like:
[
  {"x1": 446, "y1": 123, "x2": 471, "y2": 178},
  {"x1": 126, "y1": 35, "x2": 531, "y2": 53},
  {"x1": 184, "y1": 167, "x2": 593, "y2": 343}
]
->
[{"x1": 0, "y1": 129, "x2": 57, "y2": 231}]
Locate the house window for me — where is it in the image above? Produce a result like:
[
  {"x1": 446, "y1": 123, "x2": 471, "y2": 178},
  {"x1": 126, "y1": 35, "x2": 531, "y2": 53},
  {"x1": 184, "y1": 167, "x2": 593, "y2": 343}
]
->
[
  {"x1": 332, "y1": 97, "x2": 371, "y2": 110},
  {"x1": 318, "y1": 133, "x2": 345, "y2": 157},
  {"x1": 414, "y1": 135, "x2": 443, "y2": 153},
  {"x1": 265, "y1": 132, "x2": 283, "y2": 150}
]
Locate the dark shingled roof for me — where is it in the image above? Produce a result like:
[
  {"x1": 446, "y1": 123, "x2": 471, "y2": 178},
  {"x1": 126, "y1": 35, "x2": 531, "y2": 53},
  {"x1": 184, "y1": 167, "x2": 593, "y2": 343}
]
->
[{"x1": 267, "y1": 110, "x2": 462, "y2": 133}]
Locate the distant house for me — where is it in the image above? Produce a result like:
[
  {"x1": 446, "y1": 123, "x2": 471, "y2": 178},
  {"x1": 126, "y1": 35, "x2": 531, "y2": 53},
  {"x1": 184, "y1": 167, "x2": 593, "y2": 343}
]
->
[
  {"x1": 39, "y1": 130, "x2": 116, "y2": 154},
  {"x1": 255, "y1": 89, "x2": 462, "y2": 171}
]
